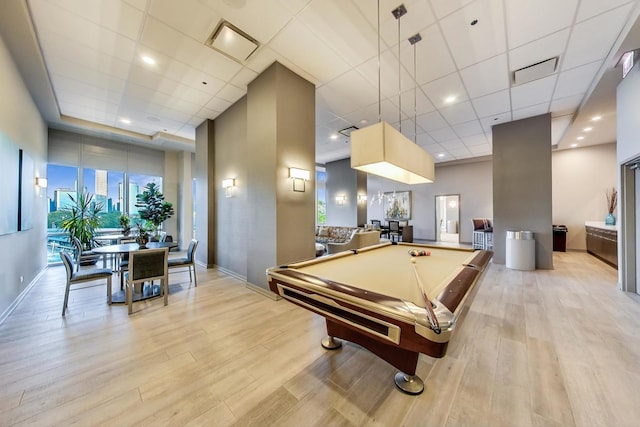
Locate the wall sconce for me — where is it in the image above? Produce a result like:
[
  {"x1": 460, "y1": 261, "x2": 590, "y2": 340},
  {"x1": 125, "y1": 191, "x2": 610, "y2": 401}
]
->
[
  {"x1": 35, "y1": 177, "x2": 48, "y2": 188},
  {"x1": 335, "y1": 195, "x2": 347, "y2": 205},
  {"x1": 358, "y1": 194, "x2": 367, "y2": 204},
  {"x1": 289, "y1": 167, "x2": 310, "y2": 192},
  {"x1": 222, "y1": 178, "x2": 235, "y2": 198}
]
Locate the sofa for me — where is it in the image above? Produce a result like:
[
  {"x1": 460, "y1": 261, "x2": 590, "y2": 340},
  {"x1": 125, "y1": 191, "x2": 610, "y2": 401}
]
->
[
  {"x1": 315, "y1": 226, "x2": 359, "y2": 244},
  {"x1": 327, "y1": 230, "x2": 381, "y2": 254}
]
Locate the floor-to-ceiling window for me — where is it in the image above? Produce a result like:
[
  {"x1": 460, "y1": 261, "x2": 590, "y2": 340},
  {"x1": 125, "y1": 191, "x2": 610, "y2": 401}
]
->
[
  {"x1": 46, "y1": 164, "x2": 78, "y2": 263},
  {"x1": 82, "y1": 168, "x2": 124, "y2": 228}
]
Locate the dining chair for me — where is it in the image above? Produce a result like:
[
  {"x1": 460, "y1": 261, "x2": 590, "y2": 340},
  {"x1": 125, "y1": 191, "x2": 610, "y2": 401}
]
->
[
  {"x1": 71, "y1": 236, "x2": 98, "y2": 271},
  {"x1": 60, "y1": 250, "x2": 113, "y2": 316},
  {"x1": 125, "y1": 247, "x2": 169, "y2": 315},
  {"x1": 388, "y1": 220, "x2": 401, "y2": 242},
  {"x1": 168, "y1": 239, "x2": 199, "y2": 286},
  {"x1": 118, "y1": 238, "x2": 137, "y2": 290}
]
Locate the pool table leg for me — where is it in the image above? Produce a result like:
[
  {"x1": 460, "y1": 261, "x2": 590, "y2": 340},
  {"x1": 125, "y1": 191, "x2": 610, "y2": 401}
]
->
[
  {"x1": 321, "y1": 336, "x2": 342, "y2": 349},
  {"x1": 394, "y1": 372, "x2": 424, "y2": 395}
]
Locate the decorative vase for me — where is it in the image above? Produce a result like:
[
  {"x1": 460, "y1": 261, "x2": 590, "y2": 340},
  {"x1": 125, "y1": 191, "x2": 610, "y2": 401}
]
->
[
  {"x1": 605, "y1": 213, "x2": 616, "y2": 226},
  {"x1": 136, "y1": 235, "x2": 149, "y2": 249}
]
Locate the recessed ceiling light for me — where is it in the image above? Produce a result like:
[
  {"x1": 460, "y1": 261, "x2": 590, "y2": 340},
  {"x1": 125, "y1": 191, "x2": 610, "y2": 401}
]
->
[
  {"x1": 444, "y1": 96, "x2": 456, "y2": 104},
  {"x1": 571, "y1": 143, "x2": 578, "y2": 148},
  {"x1": 360, "y1": 119, "x2": 369, "y2": 125},
  {"x1": 583, "y1": 127, "x2": 592, "y2": 132},
  {"x1": 577, "y1": 136, "x2": 584, "y2": 140},
  {"x1": 141, "y1": 55, "x2": 156, "y2": 65},
  {"x1": 330, "y1": 134, "x2": 338, "y2": 140},
  {"x1": 119, "y1": 118, "x2": 131, "y2": 124},
  {"x1": 591, "y1": 115, "x2": 602, "y2": 121},
  {"x1": 437, "y1": 153, "x2": 445, "y2": 158}
]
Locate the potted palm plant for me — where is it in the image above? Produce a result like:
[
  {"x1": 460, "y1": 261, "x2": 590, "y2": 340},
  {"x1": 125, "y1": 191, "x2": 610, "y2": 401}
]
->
[
  {"x1": 60, "y1": 190, "x2": 103, "y2": 264},
  {"x1": 135, "y1": 183, "x2": 175, "y2": 239}
]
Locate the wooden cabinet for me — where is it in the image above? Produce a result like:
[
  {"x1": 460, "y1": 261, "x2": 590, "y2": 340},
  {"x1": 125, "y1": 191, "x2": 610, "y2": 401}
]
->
[{"x1": 585, "y1": 225, "x2": 617, "y2": 268}]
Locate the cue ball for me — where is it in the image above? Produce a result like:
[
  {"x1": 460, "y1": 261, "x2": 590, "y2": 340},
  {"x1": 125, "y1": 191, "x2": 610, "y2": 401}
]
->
[{"x1": 411, "y1": 257, "x2": 417, "y2": 263}]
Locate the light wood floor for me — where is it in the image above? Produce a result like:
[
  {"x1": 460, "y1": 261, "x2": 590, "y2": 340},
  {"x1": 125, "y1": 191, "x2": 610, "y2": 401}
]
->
[{"x1": 1, "y1": 251, "x2": 639, "y2": 426}]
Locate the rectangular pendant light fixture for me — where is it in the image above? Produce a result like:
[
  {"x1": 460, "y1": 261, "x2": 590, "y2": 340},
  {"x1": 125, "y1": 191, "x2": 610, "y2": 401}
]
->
[{"x1": 351, "y1": 122, "x2": 434, "y2": 185}]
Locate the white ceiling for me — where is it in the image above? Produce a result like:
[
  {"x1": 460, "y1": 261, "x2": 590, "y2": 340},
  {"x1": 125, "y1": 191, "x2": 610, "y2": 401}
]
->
[{"x1": 9, "y1": 0, "x2": 640, "y2": 163}]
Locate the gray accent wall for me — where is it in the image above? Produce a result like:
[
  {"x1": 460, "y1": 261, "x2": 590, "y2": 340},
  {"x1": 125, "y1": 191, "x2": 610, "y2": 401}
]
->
[
  {"x1": 493, "y1": 114, "x2": 553, "y2": 268},
  {"x1": 246, "y1": 62, "x2": 316, "y2": 289},
  {"x1": 195, "y1": 120, "x2": 215, "y2": 268},
  {"x1": 326, "y1": 158, "x2": 363, "y2": 226},
  {"x1": 0, "y1": 33, "x2": 48, "y2": 317}
]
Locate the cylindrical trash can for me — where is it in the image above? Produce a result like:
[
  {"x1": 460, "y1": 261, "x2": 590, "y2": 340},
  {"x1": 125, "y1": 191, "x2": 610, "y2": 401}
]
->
[
  {"x1": 506, "y1": 230, "x2": 535, "y2": 271},
  {"x1": 553, "y1": 225, "x2": 568, "y2": 252}
]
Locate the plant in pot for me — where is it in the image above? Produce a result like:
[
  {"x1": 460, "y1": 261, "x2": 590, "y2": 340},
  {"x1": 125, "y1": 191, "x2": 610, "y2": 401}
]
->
[
  {"x1": 119, "y1": 214, "x2": 131, "y2": 236},
  {"x1": 60, "y1": 190, "x2": 103, "y2": 264},
  {"x1": 135, "y1": 183, "x2": 175, "y2": 240},
  {"x1": 134, "y1": 221, "x2": 151, "y2": 248}
]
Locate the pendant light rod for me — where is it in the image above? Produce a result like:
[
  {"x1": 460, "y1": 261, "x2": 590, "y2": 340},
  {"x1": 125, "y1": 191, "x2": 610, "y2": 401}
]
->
[
  {"x1": 409, "y1": 32, "x2": 422, "y2": 144},
  {"x1": 377, "y1": 0, "x2": 381, "y2": 123},
  {"x1": 392, "y1": 4, "x2": 406, "y2": 134}
]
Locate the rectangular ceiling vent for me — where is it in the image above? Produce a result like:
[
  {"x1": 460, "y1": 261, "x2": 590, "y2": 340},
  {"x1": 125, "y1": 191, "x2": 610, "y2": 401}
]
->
[
  {"x1": 205, "y1": 20, "x2": 259, "y2": 63},
  {"x1": 338, "y1": 126, "x2": 359, "y2": 138},
  {"x1": 512, "y1": 57, "x2": 558, "y2": 86}
]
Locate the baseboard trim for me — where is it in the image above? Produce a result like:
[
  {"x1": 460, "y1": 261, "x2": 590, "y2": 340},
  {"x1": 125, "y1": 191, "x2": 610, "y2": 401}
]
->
[
  {"x1": 246, "y1": 282, "x2": 279, "y2": 300},
  {"x1": 0, "y1": 267, "x2": 48, "y2": 327}
]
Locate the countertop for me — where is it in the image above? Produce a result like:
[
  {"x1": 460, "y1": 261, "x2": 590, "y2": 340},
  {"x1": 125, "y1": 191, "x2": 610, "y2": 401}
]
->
[{"x1": 585, "y1": 221, "x2": 617, "y2": 231}]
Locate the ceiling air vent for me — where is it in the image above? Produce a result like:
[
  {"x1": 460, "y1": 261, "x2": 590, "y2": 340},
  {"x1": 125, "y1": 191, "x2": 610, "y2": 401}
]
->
[
  {"x1": 205, "y1": 20, "x2": 259, "y2": 63},
  {"x1": 512, "y1": 57, "x2": 558, "y2": 86},
  {"x1": 338, "y1": 126, "x2": 359, "y2": 138}
]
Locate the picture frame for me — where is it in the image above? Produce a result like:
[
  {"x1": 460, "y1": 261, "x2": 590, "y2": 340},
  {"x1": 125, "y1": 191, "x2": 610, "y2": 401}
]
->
[{"x1": 384, "y1": 191, "x2": 411, "y2": 220}]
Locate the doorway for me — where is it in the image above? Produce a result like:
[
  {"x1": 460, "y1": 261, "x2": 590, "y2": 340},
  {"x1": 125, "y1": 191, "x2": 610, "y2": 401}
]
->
[
  {"x1": 435, "y1": 194, "x2": 460, "y2": 243},
  {"x1": 621, "y1": 159, "x2": 639, "y2": 294}
]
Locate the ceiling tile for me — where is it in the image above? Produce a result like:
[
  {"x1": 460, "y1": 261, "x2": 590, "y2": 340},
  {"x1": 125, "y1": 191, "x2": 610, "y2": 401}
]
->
[
  {"x1": 512, "y1": 102, "x2": 549, "y2": 120},
  {"x1": 471, "y1": 90, "x2": 511, "y2": 118},
  {"x1": 576, "y1": 0, "x2": 635, "y2": 22},
  {"x1": 416, "y1": 132, "x2": 437, "y2": 146},
  {"x1": 504, "y1": 0, "x2": 578, "y2": 49},
  {"x1": 480, "y1": 112, "x2": 512, "y2": 133},
  {"x1": 421, "y1": 72, "x2": 468, "y2": 108},
  {"x1": 453, "y1": 120, "x2": 484, "y2": 137},
  {"x1": 407, "y1": 24, "x2": 458, "y2": 85},
  {"x1": 460, "y1": 54, "x2": 509, "y2": 98},
  {"x1": 469, "y1": 143, "x2": 492, "y2": 155},
  {"x1": 269, "y1": 18, "x2": 352, "y2": 83},
  {"x1": 52, "y1": 0, "x2": 144, "y2": 40},
  {"x1": 357, "y1": 49, "x2": 413, "y2": 101},
  {"x1": 430, "y1": 126, "x2": 459, "y2": 143},
  {"x1": 298, "y1": 0, "x2": 378, "y2": 67},
  {"x1": 148, "y1": 0, "x2": 222, "y2": 42},
  {"x1": 439, "y1": 100, "x2": 478, "y2": 125},
  {"x1": 511, "y1": 74, "x2": 557, "y2": 110},
  {"x1": 550, "y1": 94, "x2": 583, "y2": 116},
  {"x1": 554, "y1": 61, "x2": 601, "y2": 99},
  {"x1": 416, "y1": 110, "x2": 448, "y2": 132},
  {"x1": 399, "y1": 88, "x2": 436, "y2": 118},
  {"x1": 430, "y1": 0, "x2": 475, "y2": 19},
  {"x1": 51, "y1": 73, "x2": 123, "y2": 105},
  {"x1": 461, "y1": 133, "x2": 488, "y2": 146},
  {"x1": 440, "y1": 0, "x2": 507, "y2": 69},
  {"x1": 439, "y1": 139, "x2": 466, "y2": 150},
  {"x1": 508, "y1": 29, "x2": 570, "y2": 72},
  {"x1": 216, "y1": 84, "x2": 245, "y2": 103},
  {"x1": 562, "y1": 4, "x2": 634, "y2": 70}
]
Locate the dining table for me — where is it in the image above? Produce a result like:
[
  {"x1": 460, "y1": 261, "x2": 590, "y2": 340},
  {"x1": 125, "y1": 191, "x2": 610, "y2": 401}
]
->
[{"x1": 92, "y1": 241, "x2": 178, "y2": 303}]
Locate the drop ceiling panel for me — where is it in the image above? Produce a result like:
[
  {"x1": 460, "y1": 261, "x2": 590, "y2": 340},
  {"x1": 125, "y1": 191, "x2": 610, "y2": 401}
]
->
[
  {"x1": 480, "y1": 112, "x2": 512, "y2": 133},
  {"x1": 430, "y1": 0, "x2": 475, "y2": 19},
  {"x1": 51, "y1": 74, "x2": 123, "y2": 105},
  {"x1": 461, "y1": 133, "x2": 489, "y2": 146},
  {"x1": 550, "y1": 94, "x2": 583, "y2": 116},
  {"x1": 407, "y1": 24, "x2": 458, "y2": 85},
  {"x1": 148, "y1": 0, "x2": 222, "y2": 42},
  {"x1": 127, "y1": 67, "x2": 212, "y2": 105},
  {"x1": 269, "y1": 18, "x2": 351, "y2": 83},
  {"x1": 460, "y1": 54, "x2": 509, "y2": 98},
  {"x1": 471, "y1": 90, "x2": 511, "y2": 118},
  {"x1": 511, "y1": 74, "x2": 556, "y2": 110},
  {"x1": 440, "y1": 0, "x2": 507, "y2": 69},
  {"x1": 576, "y1": 0, "x2": 635, "y2": 22},
  {"x1": 554, "y1": 61, "x2": 601, "y2": 98},
  {"x1": 298, "y1": 0, "x2": 378, "y2": 67},
  {"x1": 45, "y1": 55, "x2": 129, "y2": 87},
  {"x1": 512, "y1": 103, "x2": 549, "y2": 120},
  {"x1": 416, "y1": 133, "x2": 437, "y2": 146},
  {"x1": 421, "y1": 72, "x2": 469, "y2": 108},
  {"x1": 504, "y1": 0, "x2": 579, "y2": 49},
  {"x1": 416, "y1": 110, "x2": 449, "y2": 132},
  {"x1": 399, "y1": 88, "x2": 436, "y2": 117},
  {"x1": 357, "y1": 49, "x2": 413, "y2": 101},
  {"x1": 453, "y1": 120, "x2": 484, "y2": 137},
  {"x1": 324, "y1": 70, "x2": 379, "y2": 112},
  {"x1": 216, "y1": 84, "x2": 245, "y2": 103},
  {"x1": 469, "y1": 143, "x2": 492, "y2": 155},
  {"x1": 439, "y1": 139, "x2": 466, "y2": 150},
  {"x1": 52, "y1": 0, "x2": 144, "y2": 40},
  {"x1": 439, "y1": 101, "x2": 478, "y2": 125},
  {"x1": 508, "y1": 29, "x2": 570, "y2": 72},
  {"x1": 562, "y1": 4, "x2": 634, "y2": 70},
  {"x1": 430, "y1": 126, "x2": 459, "y2": 143}
]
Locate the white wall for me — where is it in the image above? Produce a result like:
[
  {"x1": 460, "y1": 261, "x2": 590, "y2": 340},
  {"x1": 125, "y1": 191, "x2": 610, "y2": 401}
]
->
[
  {"x1": 552, "y1": 143, "x2": 617, "y2": 250},
  {"x1": 0, "y1": 34, "x2": 48, "y2": 316}
]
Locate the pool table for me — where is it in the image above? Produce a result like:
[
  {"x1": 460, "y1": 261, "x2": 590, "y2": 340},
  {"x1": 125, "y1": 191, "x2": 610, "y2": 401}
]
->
[{"x1": 267, "y1": 242, "x2": 492, "y2": 394}]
